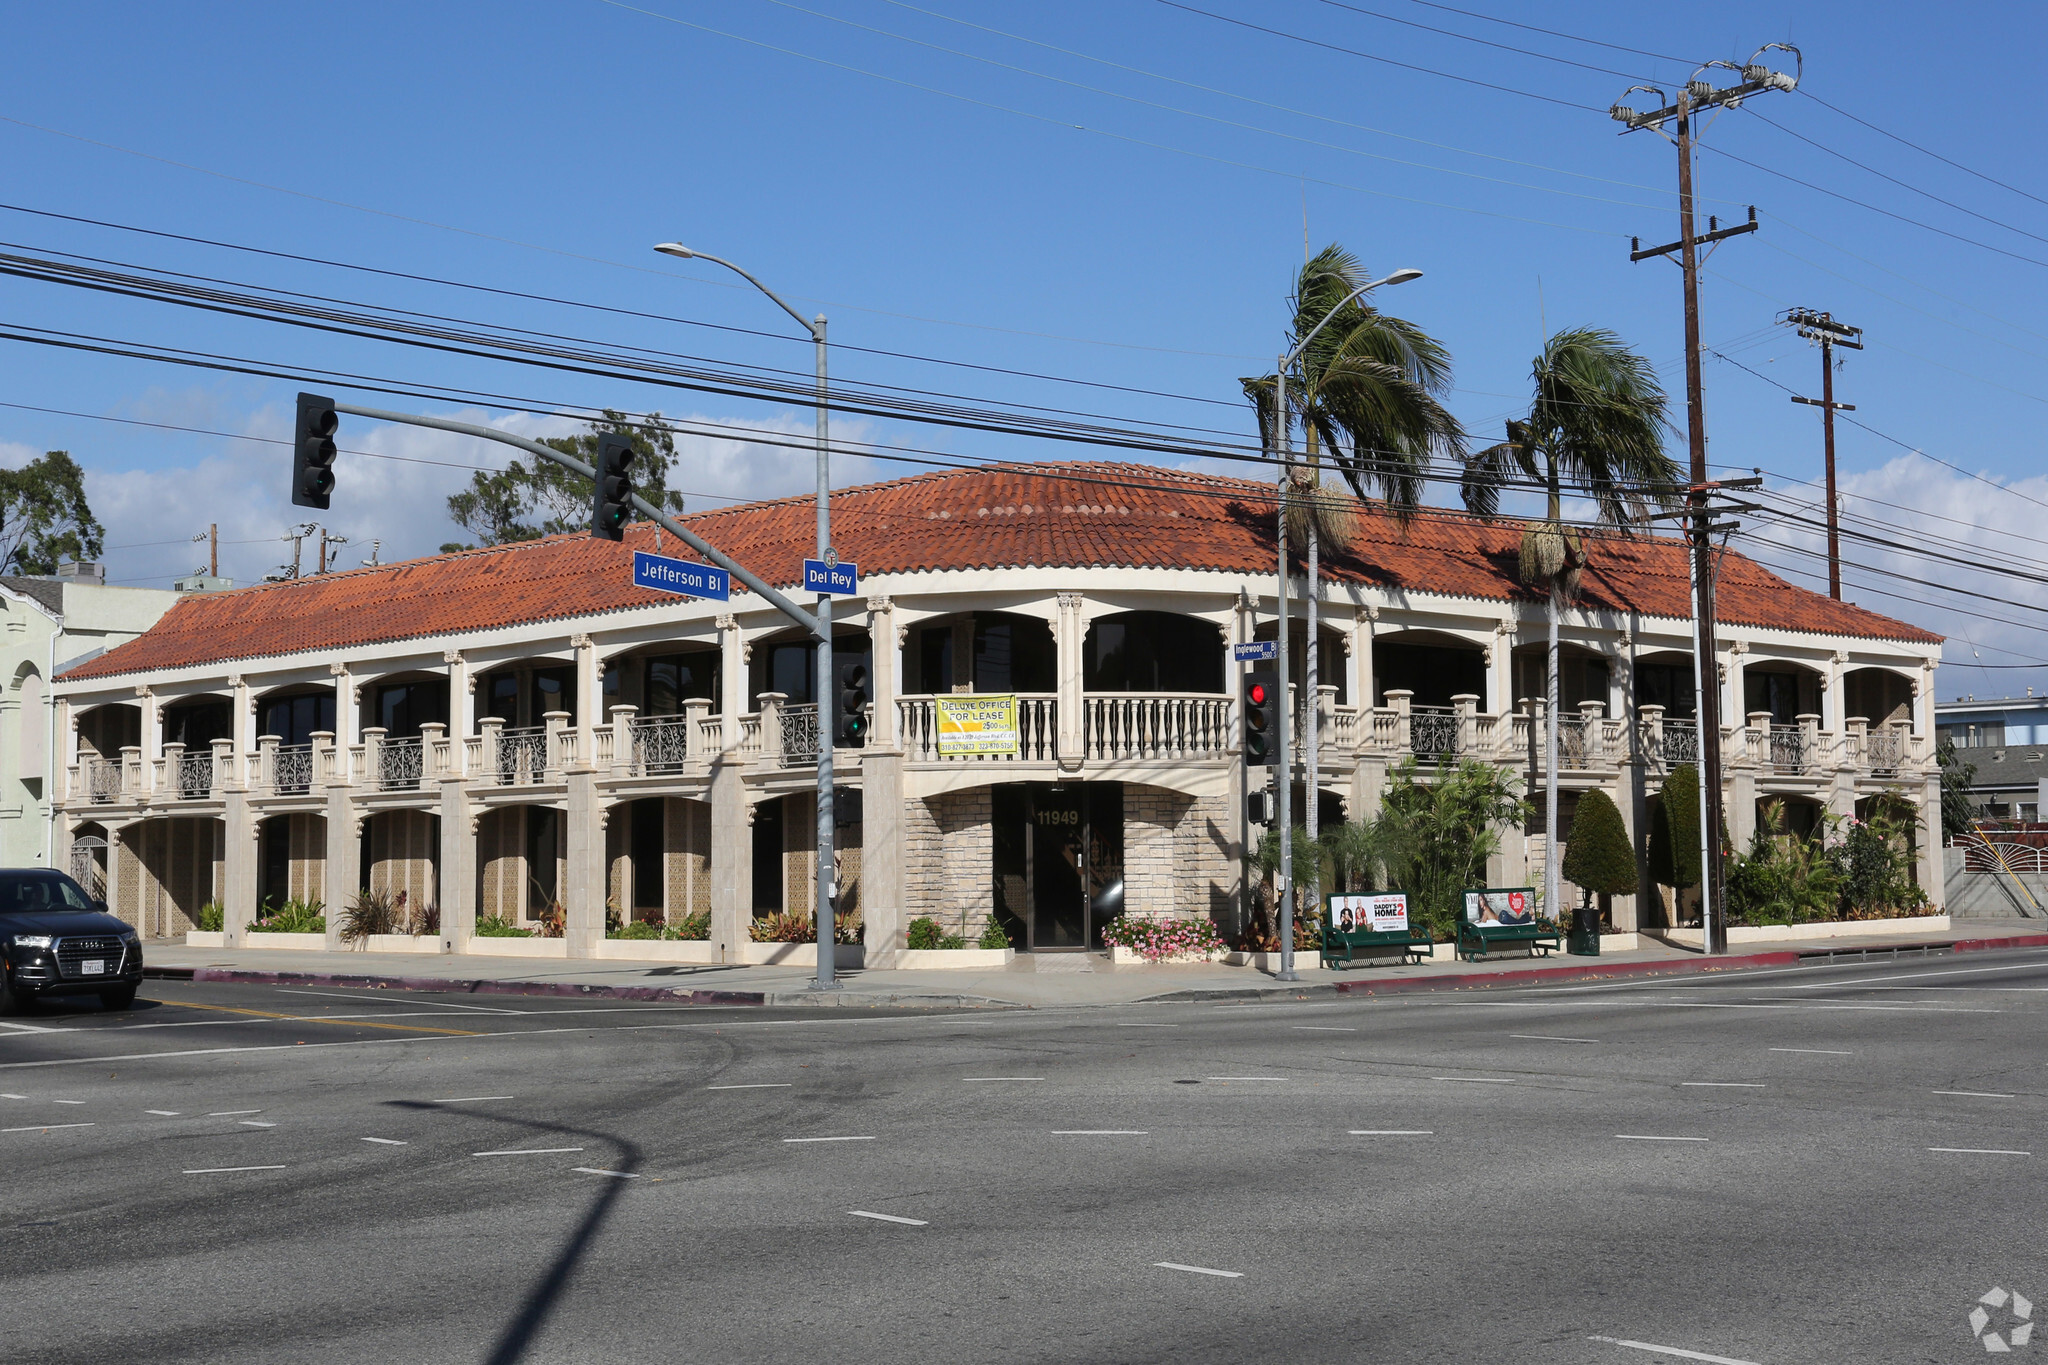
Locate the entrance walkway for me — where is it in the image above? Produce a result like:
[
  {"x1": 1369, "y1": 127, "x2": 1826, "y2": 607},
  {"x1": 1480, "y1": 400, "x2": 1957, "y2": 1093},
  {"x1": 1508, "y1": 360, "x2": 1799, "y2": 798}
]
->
[{"x1": 138, "y1": 921, "x2": 2045, "y2": 1009}]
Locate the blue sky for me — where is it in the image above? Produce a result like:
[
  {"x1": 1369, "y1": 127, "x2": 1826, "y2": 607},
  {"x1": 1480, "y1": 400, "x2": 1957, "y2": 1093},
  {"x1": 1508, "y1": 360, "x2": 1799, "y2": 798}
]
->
[{"x1": 3, "y1": 0, "x2": 2045, "y2": 696}]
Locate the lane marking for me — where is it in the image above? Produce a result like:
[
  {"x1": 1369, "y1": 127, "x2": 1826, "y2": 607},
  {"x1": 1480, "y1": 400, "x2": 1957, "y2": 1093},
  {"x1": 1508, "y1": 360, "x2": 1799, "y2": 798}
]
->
[
  {"x1": 144, "y1": 1110, "x2": 180, "y2": 1116},
  {"x1": 963, "y1": 1077, "x2": 1044, "y2": 1082},
  {"x1": 1616, "y1": 1135, "x2": 1709, "y2": 1142},
  {"x1": 1154, "y1": 1262, "x2": 1242, "y2": 1278},
  {"x1": 0, "y1": 1020, "x2": 67, "y2": 1034},
  {"x1": 1929, "y1": 1147, "x2": 2030, "y2": 1156},
  {"x1": 1587, "y1": 1334, "x2": 1760, "y2": 1364},
  {"x1": 1512, "y1": 1034, "x2": 1599, "y2": 1043},
  {"x1": 1777, "y1": 960, "x2": 2048, "y2": 990},
  {"x1": 208, "y1": 1110, "x2": 262, "y2": 1116},
  {"x1": 1207, "y1": 1076, "x2": 1285, "y2": 1081},
  {"x1": 273, "y1": 989, "x2": 522, "y2": 1014},
  {"x1": 1, "y1": 1092, "x2": 25, "y2": 1098},
  {"x1": 1682, "y1": 1082, "x2": 1765, "y2": 1088},
  {"x1": 573, "y1": 1168, "x2": 640, "y2": 1179},
  {"x1": 848, "y1": 1210, "x2": 926, "y2": 1225},
  {"x1": 1933, "y1": 1090, "x2": 2016, "y2": 1098},
  {"x1": 239, "y1": 1120, "x2": 276, "y2": 1128},
  {"x1": 706, "y1": 1083, "x2": 792, "y2": 1090},
  {"x1": 184, "y1": 1165, "x2": 285, "y2": 1174},
  {"x1": 473, "y1": 1147, "x2": 585, "y2": 1157},
  {"x1": 1433, "y1": 1077, "x2": 1521, "y2": 1084},
  {"x1": 1771, "y1": 1047, "x2": 1852, "y2": 1055},
  {"x1": 2, "y1": 1123, "x2": 93, "y2": 1133},
  {"x1": 149, "y1": 997, "x2": 481, "y2": 1036},
  {"x1": 782, "y1": 1136, "x2": 875, "y2": 1143},
  {"x1": 361, "y1": 1137, "x2": 407, "y2": 1145},
  {"x1": 1114, "y1": 1023, "x2": 1179, "y2": 1028},
  {"x1": 51, "y1": 1099, "x2": 86, "y2": 1105},
  {"x1": 436, "y1": 1096, "x2": 514, "y2": 1103},
  {"x1": 1052, "y1": 1130, "x2": 1147, "y2": 1135},
  {"x1": 1292, "y1": 1026, "x2": 1358, "y2": 1032},
  {"x1": 1350, "y1": 1129, "x2": 1433, "y2": 1135}
]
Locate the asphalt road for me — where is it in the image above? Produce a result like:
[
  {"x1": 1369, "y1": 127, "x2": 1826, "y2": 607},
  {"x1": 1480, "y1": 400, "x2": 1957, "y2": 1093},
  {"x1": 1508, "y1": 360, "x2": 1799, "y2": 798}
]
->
[{"x1": 1, "y1": 950, "x2": 2044, "y2": 1365}]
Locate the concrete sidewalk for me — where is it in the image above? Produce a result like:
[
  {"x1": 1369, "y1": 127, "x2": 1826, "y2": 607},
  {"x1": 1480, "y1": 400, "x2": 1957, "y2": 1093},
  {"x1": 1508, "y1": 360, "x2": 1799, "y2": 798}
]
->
[{"x1": 138, "y1": 920, "x2": 2048, "y2": 1009}]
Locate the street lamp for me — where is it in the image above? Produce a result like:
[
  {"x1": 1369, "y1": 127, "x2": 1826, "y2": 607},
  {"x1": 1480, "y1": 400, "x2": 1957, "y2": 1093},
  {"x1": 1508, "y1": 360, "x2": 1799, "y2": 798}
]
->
[
  {"x1": 1270, "y1": 268, "x2": 1421, "y2": 983},
  {"x1": 655, "y1": 242, "x2": 840, "y2": 991}
]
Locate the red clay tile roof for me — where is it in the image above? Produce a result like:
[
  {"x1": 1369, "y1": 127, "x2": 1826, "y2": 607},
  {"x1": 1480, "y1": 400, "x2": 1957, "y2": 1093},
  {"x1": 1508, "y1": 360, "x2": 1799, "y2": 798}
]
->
[{"x1": 60, "y1": 461, "x2": 1939, "y2": 682}]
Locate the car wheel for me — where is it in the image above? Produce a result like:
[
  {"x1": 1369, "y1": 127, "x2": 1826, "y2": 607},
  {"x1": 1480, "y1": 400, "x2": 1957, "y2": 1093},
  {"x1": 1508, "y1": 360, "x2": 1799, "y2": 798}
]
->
[{"x1": 97, "y1": 985, "x2": 137, "y2": 1012}]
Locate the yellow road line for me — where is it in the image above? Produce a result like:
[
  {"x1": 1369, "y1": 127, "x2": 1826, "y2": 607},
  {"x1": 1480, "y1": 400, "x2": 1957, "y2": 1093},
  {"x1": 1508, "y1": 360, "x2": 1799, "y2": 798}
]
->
[{"x1": 147, "y1": 998, "x2": 481, "y2": 1037}]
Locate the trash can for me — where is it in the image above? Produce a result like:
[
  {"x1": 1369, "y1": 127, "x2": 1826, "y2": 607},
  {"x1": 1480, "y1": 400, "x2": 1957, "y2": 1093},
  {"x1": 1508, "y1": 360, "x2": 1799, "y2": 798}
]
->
[{"x1": 1567, "y1": 901, "x2": 1600, "y2": 956}]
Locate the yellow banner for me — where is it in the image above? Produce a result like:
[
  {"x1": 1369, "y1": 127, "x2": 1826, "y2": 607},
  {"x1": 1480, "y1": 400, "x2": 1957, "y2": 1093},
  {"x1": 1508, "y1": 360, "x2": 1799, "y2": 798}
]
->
[{"x1": 935, "y1": 694, "x2": 1020, "y2": 756}]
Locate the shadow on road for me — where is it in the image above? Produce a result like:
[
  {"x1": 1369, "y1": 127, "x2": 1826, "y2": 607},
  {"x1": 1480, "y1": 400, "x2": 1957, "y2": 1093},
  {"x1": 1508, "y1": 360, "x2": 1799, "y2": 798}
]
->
[{"x1": 386, "y1": 1099, "x2": 645, "y2": 1365}]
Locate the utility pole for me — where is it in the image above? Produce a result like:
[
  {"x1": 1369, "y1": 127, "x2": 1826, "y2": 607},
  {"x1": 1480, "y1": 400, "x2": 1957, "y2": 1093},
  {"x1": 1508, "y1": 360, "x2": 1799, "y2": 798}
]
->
[
  {"x1": 317, "y1": 529, "x2": 348, "y2": 575},
  {"x1": 208, "y1": 523, "x2": 218, "y2": 577},
  {"x1": 1781, "y1": 308, "x2": 1863, "y2": 599},
  {"x1": 1612, "y1": 45, "x2": 1799, "y2": 956}
]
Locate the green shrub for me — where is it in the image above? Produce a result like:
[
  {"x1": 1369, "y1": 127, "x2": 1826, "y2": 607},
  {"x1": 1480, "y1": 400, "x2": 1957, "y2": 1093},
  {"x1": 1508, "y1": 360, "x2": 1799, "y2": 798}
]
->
[
  {"x1": 906, "y1": 916, "x2": 965, "y2": 950},
  {"x1": 1653, "y1": 765, "x2": 1703, "y2": 891},
  {"x1": 1562, "y1": 789, "x2": 1636, "y2": 900},
  {"x1": 339, "y1": 888, "x2": 397, "y2": 944},
  {"x1": 977, "y1": 917, "x2": 1012, "y2": 950},
  {"x1": 473, "y1": 915, "x2": 532, "y2": 938},
  {"x1": 661, "y1": 911, "x2": 711, "y2": 941},
  {"x1": 251, "y1": 896, "x2": 325, "y2": 934},
  {"x1": 195, "y1": 901, "x2": 224, "y2": 933},
  {"x1": 614, "y1": 920, "x2": 661, "y2": 941}
]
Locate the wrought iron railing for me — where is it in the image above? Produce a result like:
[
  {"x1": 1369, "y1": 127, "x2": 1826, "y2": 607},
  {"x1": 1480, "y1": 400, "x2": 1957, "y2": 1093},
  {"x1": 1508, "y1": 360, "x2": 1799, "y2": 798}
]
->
[
  {"x1": 1409, "y1": 706, "x2": 1458, "y2": 761},
  {"x1": 631, "y1": 715, "x2": 692, "y2": 774},
  {"x1": 1865, "y1": 727, "x2": 1905, "y2": 773},
  {"x1": 176, "y1": 751, "x2": 214, "y2": 799},
  {"x1": 1658, "y1": 720, "x2": 1700, "y2": 766},
  {"x1": 780, "y1": 703, "x2": 820, "y2": 764},
  {"x1": 1555, "y1": 715, "x2": 1590, "y2": 768},
  {"x1": 274, "y1": 743, "x2": 313, "y2": 795},
  {"x1": 1768, "y1": 724, "x2": 1808, "y2": 774},
  {"x1": 496, "y1": 726, "x2": 548, "y2": 784},
  {"x1": 84, "y1": 757, "x2": 121, "y2": 803},
  {"x1": 378, "y1": 737, "x2": 424, "y2": 791}
]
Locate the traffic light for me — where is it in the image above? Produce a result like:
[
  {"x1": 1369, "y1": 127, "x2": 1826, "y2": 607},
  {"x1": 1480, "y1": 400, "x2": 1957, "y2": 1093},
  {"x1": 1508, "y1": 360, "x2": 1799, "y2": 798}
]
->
[
  {"x1": 1243, "y1": 669, "x2": 1279, "y2": 767},
  {"x1": 592, "y1": 433, "x2": 636, "y2": 540},
  {"x1": 837, "y1": 661, "x2": 870, "y2": 745},
  {"x1": 1246, "y1": 788, "x2": 1275, "y2": 825},
  {"x1": 292, "y1": 393, "x2": 338, "y2": 509}
]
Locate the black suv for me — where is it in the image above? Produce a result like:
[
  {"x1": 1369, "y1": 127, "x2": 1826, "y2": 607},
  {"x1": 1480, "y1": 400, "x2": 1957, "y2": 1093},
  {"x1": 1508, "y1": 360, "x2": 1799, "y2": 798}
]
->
[{"x1": 0, "y1": 869, "x2": 143, "y2": 1012}]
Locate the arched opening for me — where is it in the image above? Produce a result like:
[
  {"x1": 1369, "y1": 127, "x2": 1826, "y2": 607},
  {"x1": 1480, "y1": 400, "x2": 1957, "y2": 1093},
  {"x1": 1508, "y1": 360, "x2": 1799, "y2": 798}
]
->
[
  {"x1": 906, "y1": 612, "x2": 1055, "y2": 694},
  {"x1": 13, "y1": 664, "x2": 44, "y2": 789},
  {"x1": 1083, "y1": 611, "x2": 1223, "y2": 693},
  {"x1": 749, "y1": 788, "x2": 864, "y2": 923},
  {"x1": 363, "y1": 670, "x2": 450, "y2": 738},
  {"x1": 1251, "y1": 622, "x2": 1348, "y2": 703},
  {"x1": 1633, "y1": 650, "x2": 1697, "y2": 719},
  {"x1": 608, "y1": 796, "x2": 712, "y2": 926},
  {"x1": 750, "y1": 627, "x2": 874, "y2": 754},
  {"x1": 1742, "y1": 661, "x2": 1823, "y2": 725},
  {"x1": 75, "y1": 702, "x2": 140, "y2": 760},
  {"x1": 476, "y1": 656, "x2": 577, "y2": 731},
  {"x1": 1373, "y1": 630, "x2": 1485, "y2": 709},
  {"x1": 68, "y1": 823, "x2": 108, "y2": 900},
  {"x1": 257, "y1": 813, "x2": 327, "y2": 912},
  {"x1": 1513, "y1": 642, "x2": 1612, "y2": 714},
  {"x1": 476, "y1": 805, "x2": 563, "y2": 928},
  {"x1": 257, "y1": 686, "x2": 337, "y2": 745},
  {"x1": 360, "y1": 810, "x2": 438, "y2": 925},
  {"x1": 1758, "y1": 794, "x2": 1825, "y2": 843},
  {"x1": 124, "y1": 816, "x2": 222, "y2": 938},
  {"x1": 602, "y1": 643, "x2": 721, "y2": 718},
  {"x1": 1844, "y1": 667, "x2": 1915, "y2": 729}
]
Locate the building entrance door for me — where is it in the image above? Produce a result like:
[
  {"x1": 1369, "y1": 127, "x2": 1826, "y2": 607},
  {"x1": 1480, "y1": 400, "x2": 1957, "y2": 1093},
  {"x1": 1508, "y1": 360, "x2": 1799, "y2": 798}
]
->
[{"x1": 993, "y1": 783, "x2": 1123, "y2": 951}]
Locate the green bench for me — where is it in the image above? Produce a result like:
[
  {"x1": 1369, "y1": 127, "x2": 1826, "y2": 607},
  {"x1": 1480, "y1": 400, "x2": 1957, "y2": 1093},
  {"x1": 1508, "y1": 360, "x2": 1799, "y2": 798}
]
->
[
  {"x1": 1320, "y1": 924, "x2": 1435, "y2": 969},
  {"x1": 1455, "y1": 920, "x2": 1563, "y2": 962}
]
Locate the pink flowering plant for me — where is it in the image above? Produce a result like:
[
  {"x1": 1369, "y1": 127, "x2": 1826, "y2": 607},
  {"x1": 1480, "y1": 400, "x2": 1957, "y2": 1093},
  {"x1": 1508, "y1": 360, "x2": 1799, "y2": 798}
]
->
[{"x1": 1098, "y1": 915, "x2": 1227, "y2": 961}]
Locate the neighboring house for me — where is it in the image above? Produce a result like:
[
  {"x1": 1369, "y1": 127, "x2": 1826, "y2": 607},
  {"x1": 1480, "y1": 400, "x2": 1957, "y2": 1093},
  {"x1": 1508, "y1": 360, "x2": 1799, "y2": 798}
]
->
[
  {"x1": 1935, "y1": 696, "x2": 2048, "y2": 821},
  {"x1": 1, "y1": 563, "x2": 188, "y2": 876},
  {"x1": 47, "y1": 461, "x2": 1946, "y2": 952}
]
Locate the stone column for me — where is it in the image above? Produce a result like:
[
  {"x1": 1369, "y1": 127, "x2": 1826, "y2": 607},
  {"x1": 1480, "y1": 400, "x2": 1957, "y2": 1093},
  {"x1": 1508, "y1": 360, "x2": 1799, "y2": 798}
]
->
[
  {"x1": 562, "y1": 771, "x2": 605, "y2": 958},
  {"x1": 229, "y1": 674, "x2": 251, "y2": 777},
  {"x1": 572, "y1": 633, "x2": 598, "y2": 769},
  {"x1": 866, "y1": 597, "x2": 898, "y2": 749},
  {"x1": 860, "y1": 749, "x2": 905, "y2": 962},
  {"x1": 717, "y1": 613, "x2": 746, "y2": 750},
  {"x1": 708, "y1": 753, "x2": 751, "y2": 961},
  {"x1": 138, "y1": 686, "x2": 162, "y2": 767},
  {"x1": 445, "y1": 650, "x2": 473, "y2": 739},
  {"x1": 332, "y1": 661, "x2": 358, "y2": 748},
  {"x1": 324, "y1": 741, "x2": 358, "y2": 949},
  {"x1": 1358, "y1": 605, "x2": 1380, "y2": 710},
  {"x1": 439, "y1": 766, "x2": 472, "y2": 951},
  {"x1": 221, "y1": 788, "x2": 257, "y2": 945},
  {"x1": 1055, "y1": 590, "x2": 1085, "y2": 766},
  {"x1": 1918, "y1": 773, "x2": 1946, "y2": 910},
  {"x1": 1824, "y1": 649, "x2": 1848, "y2": 734},
  {"x1": 1489, "y1": 618, "x2": 1515, "y2": 717}
]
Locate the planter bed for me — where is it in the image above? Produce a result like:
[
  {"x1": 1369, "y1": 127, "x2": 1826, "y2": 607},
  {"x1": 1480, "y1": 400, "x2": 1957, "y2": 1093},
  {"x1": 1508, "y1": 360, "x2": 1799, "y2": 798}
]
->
[
  {"x1": 234, "y1": 931, "x2": 327, "y2": 951},
  {"x1": 183, "y1": 931, "x2": 225, "y2": 948},
  {"x1": 869, "y1": 947, "x2": 1013, "y2": 970},
  {"x1": 1110, "y1": 945, "x2": 1228, "y2": 966},
  {"x1": 458, "y1": 936, "x2": 569, "y2": 959},
  {"x1": 1647, "y1": 914, "x2": 1949, "y2": 949},
  {"x1": 360, "y1": 934, "x2": 448, "y2": 955},
  {"x1": 737, "y1": 942, "x2": 864, "y2": 969},
  {"x1": 1218, "y1": 950, "x2": 1331, "y2": 972}
]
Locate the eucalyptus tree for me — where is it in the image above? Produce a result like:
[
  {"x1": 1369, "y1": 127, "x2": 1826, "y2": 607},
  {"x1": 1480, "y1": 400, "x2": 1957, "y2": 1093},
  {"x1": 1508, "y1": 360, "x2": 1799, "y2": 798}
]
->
[
  {"x1": 1460, "y1": 326, "x2": 1678, "y2": 922},
  {"x1": 1241, "y1": 245, "x2": 1463, "y2": 848}
]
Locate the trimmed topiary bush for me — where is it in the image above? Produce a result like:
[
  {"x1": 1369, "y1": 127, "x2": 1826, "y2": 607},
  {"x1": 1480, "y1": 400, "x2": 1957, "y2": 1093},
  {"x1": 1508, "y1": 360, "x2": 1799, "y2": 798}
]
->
[
  {"x1": 1652, "y1": 765, "x2": 1702, "y2": 892},
  {"x1": 1563, "y1": 788, "x2": 1636, "y2": 899}
]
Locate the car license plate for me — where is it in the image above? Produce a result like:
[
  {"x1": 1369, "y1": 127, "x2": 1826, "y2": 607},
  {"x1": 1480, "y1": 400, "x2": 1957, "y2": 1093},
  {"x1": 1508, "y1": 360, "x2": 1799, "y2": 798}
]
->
[{"x1": 80, "y1": 959, "x2": 105, "y2": 976}]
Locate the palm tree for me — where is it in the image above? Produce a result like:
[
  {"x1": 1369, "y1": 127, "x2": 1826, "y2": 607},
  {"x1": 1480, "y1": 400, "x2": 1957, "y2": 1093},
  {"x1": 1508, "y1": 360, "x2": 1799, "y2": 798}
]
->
[
  {"x1": 1242, "y1": 245, "x2": 1464, "y2": 851},
  {"x1": 1460, "y1": 326, "x2": 1679, "y2": 926}
]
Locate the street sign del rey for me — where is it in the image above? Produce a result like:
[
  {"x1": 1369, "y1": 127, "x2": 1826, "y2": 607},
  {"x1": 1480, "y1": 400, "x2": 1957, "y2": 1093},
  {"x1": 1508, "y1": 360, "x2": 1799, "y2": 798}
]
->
[
  {"x1": 803, "y1": 558, "x2": 860, "y2": 595},
  {"x1": 1233, "y1": 641, "x2": 1278, "y2": 663},
  {"x1": 633, "y1": 550, "x2": 731, "y2": 601}
]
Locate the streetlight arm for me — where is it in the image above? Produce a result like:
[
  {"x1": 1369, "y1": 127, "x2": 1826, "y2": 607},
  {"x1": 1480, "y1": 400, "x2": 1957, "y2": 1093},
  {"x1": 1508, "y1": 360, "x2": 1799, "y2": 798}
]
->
[{"x1": 659, "y1": 246, "x2": 820, "y2": 338}]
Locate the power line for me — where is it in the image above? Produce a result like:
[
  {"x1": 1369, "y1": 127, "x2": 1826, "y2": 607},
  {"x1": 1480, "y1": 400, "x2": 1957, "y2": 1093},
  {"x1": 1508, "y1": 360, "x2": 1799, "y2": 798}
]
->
[
  {"x1": 1397, "y1": 0, "x2": 1691, "y2": 65},
  {"x1": 1311, "y1": 0, "x2": 1651, "y2": 80},
  {"x1": 1797, "y1": 89, "x2": 2048, "y2": 213}
]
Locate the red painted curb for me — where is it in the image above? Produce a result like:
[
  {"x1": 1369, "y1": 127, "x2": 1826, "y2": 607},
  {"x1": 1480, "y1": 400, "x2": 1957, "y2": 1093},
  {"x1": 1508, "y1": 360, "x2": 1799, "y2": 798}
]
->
[
  {"x1": 1954, "y1": 933, "x2": 2048, "y2": 953},
  {"x1": 1331, "y1": 950, "x2": 1803, "y2": 996},
  {"x1": 145, "y1": 965, "x2": 765, "y2": 1007}
]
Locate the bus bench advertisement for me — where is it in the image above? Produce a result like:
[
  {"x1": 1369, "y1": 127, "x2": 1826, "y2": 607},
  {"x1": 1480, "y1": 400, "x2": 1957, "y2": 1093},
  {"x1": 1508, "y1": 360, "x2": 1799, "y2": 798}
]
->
[
  {"x1": 1327, "y1": 893, "x2": 1409, "y2": 934},
  {"x1": 1463, "y1": 887, "x2": 1535, "y2": 925}
]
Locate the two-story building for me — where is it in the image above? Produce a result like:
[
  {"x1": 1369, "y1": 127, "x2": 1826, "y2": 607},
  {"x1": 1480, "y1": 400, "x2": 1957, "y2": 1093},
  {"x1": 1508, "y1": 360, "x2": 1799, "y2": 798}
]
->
[
  {"x1": 2, "y1": 563, "x2": 186, "y2": 873},
  {"x1": 1935, "y1": 694, "x2": 2048, "y2": 822},
  {"x1": 47, "y1": 461, "x2": 1944, "y2": 956}
]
